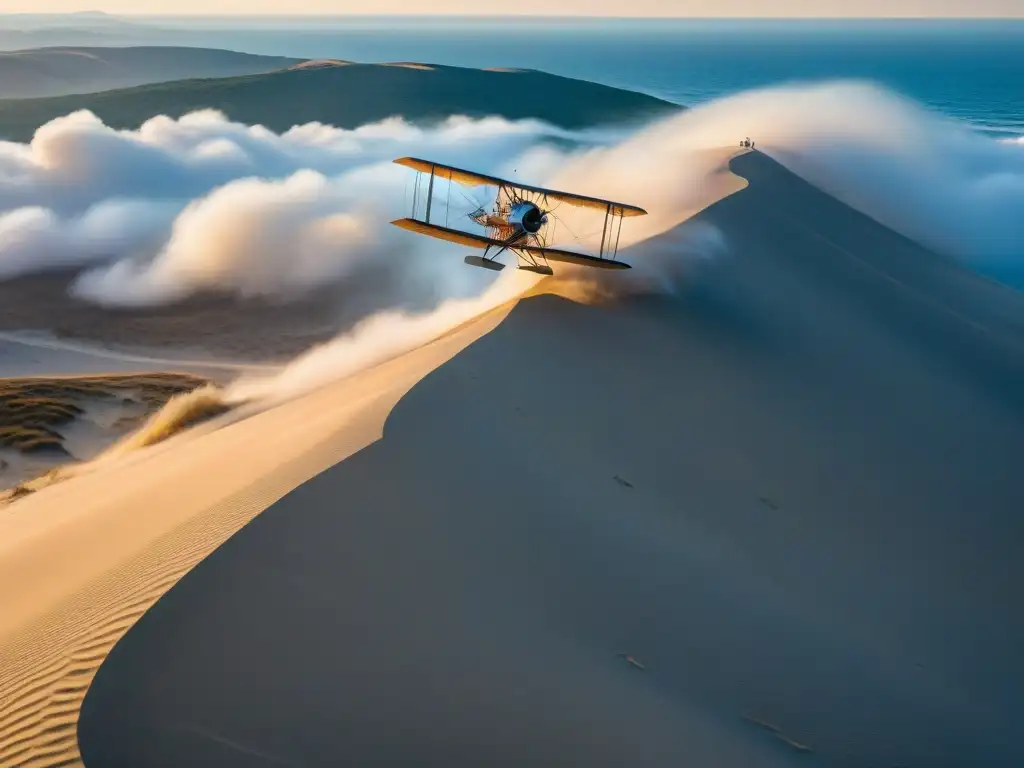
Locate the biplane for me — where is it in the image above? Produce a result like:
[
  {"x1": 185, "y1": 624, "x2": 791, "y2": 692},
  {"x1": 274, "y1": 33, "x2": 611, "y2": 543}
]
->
[{"x1": 390, "y1": 157, "x2": 647, "y2": 276}]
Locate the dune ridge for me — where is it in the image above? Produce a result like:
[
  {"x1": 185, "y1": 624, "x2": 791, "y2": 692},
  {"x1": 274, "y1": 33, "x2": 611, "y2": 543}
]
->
[
  {"x1": 1, "y1": 127, "x2": 1021, "y2": 766},
  {"x1": 0, "y1": 301, "x2": 519, "y2": 768}
]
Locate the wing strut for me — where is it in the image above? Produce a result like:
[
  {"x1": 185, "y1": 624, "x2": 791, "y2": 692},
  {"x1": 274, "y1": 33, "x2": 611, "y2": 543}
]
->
[
  {"x1": 613, "y1": 209, "x2": 624, "y2": 258},
  {"x1": 598, "y1": 202, "x2": 611, "y2": 259},
  {"x1": 424, "y1": 164, "x2": 436, "y2": 224},
  {"x1": 411, "y1": 171, "x2": 420, "y2": 219}
]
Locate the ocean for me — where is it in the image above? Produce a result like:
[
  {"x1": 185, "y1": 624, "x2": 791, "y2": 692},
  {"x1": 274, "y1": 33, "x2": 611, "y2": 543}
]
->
[{"x1": 149, "y1": 17, "x2": 1024, "y2": 140}]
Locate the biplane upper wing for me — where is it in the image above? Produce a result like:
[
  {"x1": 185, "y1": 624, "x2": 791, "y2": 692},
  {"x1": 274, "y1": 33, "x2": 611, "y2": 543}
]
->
[
  {"x1": 390, "y1": 218, "x2": 631, "y2": 270},
  {"x1": 393, "y1": 157, "x2": 648, "y2": 218}
]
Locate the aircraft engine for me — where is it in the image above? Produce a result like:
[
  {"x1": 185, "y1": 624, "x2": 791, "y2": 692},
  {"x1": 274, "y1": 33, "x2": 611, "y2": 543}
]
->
[{"x1": 508, "y1": 201, "x2": 547, "y2": 234}]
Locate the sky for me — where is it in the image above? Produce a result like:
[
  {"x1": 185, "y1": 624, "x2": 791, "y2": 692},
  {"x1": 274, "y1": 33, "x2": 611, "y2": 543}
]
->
[{"x1": 7, "y1": 1, "x2": 1024, "y2": 17}]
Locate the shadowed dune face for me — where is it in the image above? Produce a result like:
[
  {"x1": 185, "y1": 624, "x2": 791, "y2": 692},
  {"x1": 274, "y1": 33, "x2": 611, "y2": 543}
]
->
[{"x1": 78, "y1": 152, "x2": 1024, "y2": 767}]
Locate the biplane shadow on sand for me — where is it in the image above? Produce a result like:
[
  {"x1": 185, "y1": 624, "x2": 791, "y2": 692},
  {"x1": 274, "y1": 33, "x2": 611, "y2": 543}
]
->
[{"x1": 390, "y1": 157, "x2": 647, "y2": 276}]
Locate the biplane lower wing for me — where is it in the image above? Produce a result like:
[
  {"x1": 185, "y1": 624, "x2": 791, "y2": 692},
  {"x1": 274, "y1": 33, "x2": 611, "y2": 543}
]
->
[
  {"x1": 520, "y1": 244, "x2": 631, "y2": 270},
  {"x1": 391, "y1": 218, "x2": 502, "y2": 249},
  {"x1": 390, "y1": 218, "x2": 631, "y2": 271}
]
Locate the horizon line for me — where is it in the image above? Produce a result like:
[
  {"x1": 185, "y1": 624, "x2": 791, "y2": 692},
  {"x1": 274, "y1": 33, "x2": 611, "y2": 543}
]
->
[{"x1": 5, "y1": 11, "x2": 1024, "y2": 20}]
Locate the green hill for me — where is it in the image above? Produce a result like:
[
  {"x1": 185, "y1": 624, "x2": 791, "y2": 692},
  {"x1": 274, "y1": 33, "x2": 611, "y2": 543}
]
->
[
  {"x1": 0, "y1": 46, "x2": 301, "y2": 99},
  {"x1": 0, "y1": 61, "x2": 680, "y2": 142}
]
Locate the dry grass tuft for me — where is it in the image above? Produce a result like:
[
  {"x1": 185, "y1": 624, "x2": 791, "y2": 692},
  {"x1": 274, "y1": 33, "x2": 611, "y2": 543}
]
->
[
  {"x1": 103, "y1": 384, "x2": 232, "y2": 457},
  {"x1": 0, "y1": 425, "x2": 69, "y2": 455},
  {"x1": 0, "y1": 372, "x2": 218, "y2": 503},
  {"x1": 0, "y1": 372, "x2": 237, "y2": 505},
  {"x1": 0, "y1": 376, "x2": 211, "y2": 495},
  {"x1": 0, "y1": 371, "x2": 210, "y2": 451}
]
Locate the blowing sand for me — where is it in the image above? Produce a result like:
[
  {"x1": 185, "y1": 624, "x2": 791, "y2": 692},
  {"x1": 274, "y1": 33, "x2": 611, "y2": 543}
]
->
[{"x1": 2, "y1": 145, "x2": 1023, "y2": 767}]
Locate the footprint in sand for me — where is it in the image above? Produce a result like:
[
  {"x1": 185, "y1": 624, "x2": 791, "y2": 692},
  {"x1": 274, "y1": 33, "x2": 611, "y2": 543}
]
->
[{"x1": 616, "y1": 653, "x2": 646, "y2": 670}]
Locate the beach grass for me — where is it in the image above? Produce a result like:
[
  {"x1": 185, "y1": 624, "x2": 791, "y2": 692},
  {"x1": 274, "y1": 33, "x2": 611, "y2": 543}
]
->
[{"x1": 0, "y1": 373, "x2": 211, "y2": 455}]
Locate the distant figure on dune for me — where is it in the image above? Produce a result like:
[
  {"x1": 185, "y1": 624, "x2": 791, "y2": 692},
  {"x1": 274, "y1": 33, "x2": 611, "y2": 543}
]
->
[{"x1": 739, "y1": 137, "x2": 756, "y2": 150}]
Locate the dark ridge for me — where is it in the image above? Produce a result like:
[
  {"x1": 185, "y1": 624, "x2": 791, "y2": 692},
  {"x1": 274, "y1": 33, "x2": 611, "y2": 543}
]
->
[
  {"x1": 0, "y1": 45, "x2": 302, "y2": 100},
  {"x1": 0, "y1": 61, "x2": 680, "y2": 141}
]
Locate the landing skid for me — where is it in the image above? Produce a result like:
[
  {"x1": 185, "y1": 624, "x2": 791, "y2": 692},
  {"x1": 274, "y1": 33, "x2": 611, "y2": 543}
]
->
[
  {"x1": 464, "y1": 255, "x2": 505, "y2": 271},
  {"x1": 465, "y1": 250, "x2": 553, "y2": 277},
  {"x1": 518, "y1": 264, "x2": 553, "y2": 276}
]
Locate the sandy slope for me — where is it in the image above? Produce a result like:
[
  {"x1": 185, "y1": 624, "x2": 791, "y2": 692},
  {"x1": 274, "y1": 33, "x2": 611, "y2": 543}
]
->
[
  {"x1": 74, "y1": 151, "x2": 1024, "y2": 768},
  {"x1": 0, "y1": 140, "x2": 748, "y2": 767},
  {"x1": 0, "y1": 140, "x2": 747, "y2": 764},
  {"x1": 0, "y1": 303, "x2": 514, "y2": 768},
  {"x1": 1, "y1": 142, "x2": 1021, "y2": 767}
]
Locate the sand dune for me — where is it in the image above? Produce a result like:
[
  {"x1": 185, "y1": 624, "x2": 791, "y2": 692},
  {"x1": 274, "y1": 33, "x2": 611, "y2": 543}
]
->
[
  {"x1": 73, "y1": 150, "x2": 1024, "y2": 767},
  {"x1": 2, "y1": 146, "x2": 1024, "y2": 766},
  {"x1": 0, "y1": 302, "x2": 516, "y2": 768}
]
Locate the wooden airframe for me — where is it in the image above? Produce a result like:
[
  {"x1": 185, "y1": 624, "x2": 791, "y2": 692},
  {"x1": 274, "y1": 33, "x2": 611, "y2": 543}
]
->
[{"x1": 390, "y1": 156, "x2": 647, "y2": 275}]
